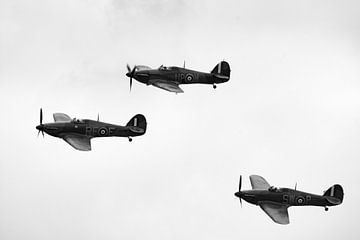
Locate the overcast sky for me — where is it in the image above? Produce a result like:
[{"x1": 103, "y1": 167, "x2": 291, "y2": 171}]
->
[{"x1": 1, "y1": 0, "x2": 360, "y2": 239}]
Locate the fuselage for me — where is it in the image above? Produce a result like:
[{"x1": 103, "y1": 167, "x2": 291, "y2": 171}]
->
[
  {"x1": 36, "y1": 119, "x2": 144, "y2": 139},
  {"x1": 130, "y1": 67, "x2": 229, "y2": 85},
  {"x1": 235, "y1": 188, "x2": 337, "y2": 208}
]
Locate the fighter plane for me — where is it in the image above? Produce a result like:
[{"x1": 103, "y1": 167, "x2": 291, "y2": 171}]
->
[
  {"x1": 234, "y1": 175, "x2": 344, "y2": 224},
  {"x1": 36, "y1": 109, "x2": 147, "y2": 151},
  {"x1": 125, "y1": 61, "x2": 230, "y2": 93}
]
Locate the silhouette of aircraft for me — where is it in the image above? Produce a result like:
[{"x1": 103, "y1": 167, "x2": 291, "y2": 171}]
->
[
  {"x1": 234, "y1": 175, "x2": 344, "y2": 224},
  {"x1": 36, "y1": 109, "x2": 146, "y2": 151},
  {"x1": 125, "y1": 61, "x2": 230, "y2": 93}
]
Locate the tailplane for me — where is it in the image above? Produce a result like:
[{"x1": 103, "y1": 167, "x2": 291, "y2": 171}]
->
[
  {"x1": 126, "y1": 114, "x2": 147, "y2": 134},
  {"x1": 211, "y1": 61, "x2": 231, "y2": 80},
  {"x1": 323, "y1": 184, "x2": 344, "y2": 205}
]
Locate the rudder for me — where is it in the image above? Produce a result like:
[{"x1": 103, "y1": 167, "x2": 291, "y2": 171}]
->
[
  {"x1": 323, "y1": 184, "x2": 344, "y2": 203},
  {"x1": 126, "y1": 114, "x2": 147, "y2": 133},
  {"x1": 211, "y1": 61, "x2": 231, "y2": 78}
]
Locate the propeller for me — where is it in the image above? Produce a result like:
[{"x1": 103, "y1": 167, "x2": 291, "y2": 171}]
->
[
  {"x1": 126, "y1": 64, "x2": 136, "y2": 92},
  {"x1": 40, "y1": 108, "x2": 43, "y2": 125},
  {"x1": 238, "y1": 175, "x2": 242, "y2": 207},
  {"x1": 239, "y1": 175, "x2": 242, "y2": 191},
  {"x1": 37, "y1": 108, "x2": 44, "y2": 137}
]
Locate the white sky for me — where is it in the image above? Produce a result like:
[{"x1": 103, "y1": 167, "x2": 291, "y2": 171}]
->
[{"x1": 1, "y1": 0, "x2": 360, "y2": 239}]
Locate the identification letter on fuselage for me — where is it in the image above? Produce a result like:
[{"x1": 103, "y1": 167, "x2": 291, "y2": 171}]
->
[
  {"x1": 86, "y1": 127, "x2": 116, "y2": 137},
  {"x1": 283, "y1": 194, "x2": 311, "y2": 205}
]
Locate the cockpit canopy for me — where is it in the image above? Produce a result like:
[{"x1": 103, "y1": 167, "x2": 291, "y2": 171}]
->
[
  {"x1": 158, "y1": 65, "x2": 167, "y2": 70},
  {"x1": 268, "y1": 186, "x2": 279, "y2": 192},
  {"x1": 72, "y1": 118, "x2": 85, "y2": 123},
  {"x1": 268, "y1": 187, "x2": 291, "y2": 193},
  {"x1": 158, "y1": 65, "x2": 178, "y2": 71}
]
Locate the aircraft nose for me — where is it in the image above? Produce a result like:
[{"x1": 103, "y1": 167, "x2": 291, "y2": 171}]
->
[
  {"x1": 234, "y1": 192, "x2": 241, "y2": 198},
  {"x1": 126, "y1": 72, "x2": 131, "y2": 77}
]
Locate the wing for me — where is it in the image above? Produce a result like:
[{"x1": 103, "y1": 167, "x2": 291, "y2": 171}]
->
[
  {"x1": 259, "y1": 202, "x2": 290, "y2": 225},
  {"x1": 62, "y1": 135, "x2": 91, "y2": 151},
  {"x1": 250, "y1": 175, "x2": 271, "y2": 190},
  {"x1": 135, "y1": 65, "x2": 152, "y2": 71},
  {"x1": 53, "y1": 113, "x2": 71, "y2": 122},
  {"x1": 150, "y1": 80, "x2": 184, "y2": 93}
]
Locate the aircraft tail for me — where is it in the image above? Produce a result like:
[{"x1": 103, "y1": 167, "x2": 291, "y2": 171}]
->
[
  {"x1": 126, "y1": 114, "x2": 147, "y2": 134},
  {"x1": 323, "y1": 184, "x2": 344, "y2": 205},
  {"x1": 211, "y1": 61, "x2": 231, "y2": 79}
]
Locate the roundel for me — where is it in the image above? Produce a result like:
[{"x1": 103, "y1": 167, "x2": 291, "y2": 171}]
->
[
  {"x1": 98, "y1": 127, "x2": 108, "y2": 136},
  {"x1": 186, "y1": 74, "x2": 193, "y2": 82},
  {"x1": 296, "y1": 196, "x2": 305, "y2": 205}
]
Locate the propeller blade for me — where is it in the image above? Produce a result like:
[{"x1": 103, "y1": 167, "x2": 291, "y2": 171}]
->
[
  {"x1": 130, "y1": 67, "x2": 136, "y2": 91},
  {"x1": 40, "y1": 108, "x2": 43, "y2": 125},
  {"x1": 41, "y1": 130, "x2": 44, "y2": 137},
  {"x1": 131, "y1": 66, "x2": 136, "y2": 74},
  {"x1": 38, "y1": 130, "x2": 40, "y2": 137},
  {"x1": 131, "y1": 66, "x2": 136, "y2": 76},
  {"x1": 130, "y1": 77, "x2": 133, "y2": 92},
  {"x1": 126, "y1": 65, "x2": 136, "y2": 92},
  {"x1": 239, "y1": 175, "x2": 242, "y2": 192},
  {"x1": 239, "y1": 198, "x2": 242, "y2": 207}
]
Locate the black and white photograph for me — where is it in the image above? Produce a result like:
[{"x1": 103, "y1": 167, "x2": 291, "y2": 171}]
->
[{"x1": 1, "y1": 0, "x2": 359, "y2": 239}]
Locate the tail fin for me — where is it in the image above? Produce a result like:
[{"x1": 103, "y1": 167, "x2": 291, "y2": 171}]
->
[
  {"x1": 323, "y1": 184, "x2": 344, "y2": 205},
  {"x1": 211, "y1": 61, "x2": 231, "y2": 79},
  {"x1": 126, "y1": 114, "x2": 147, "y2": 134}
]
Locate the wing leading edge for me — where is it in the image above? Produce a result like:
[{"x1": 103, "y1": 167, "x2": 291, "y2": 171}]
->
[
  {"x1": 250, "y1": 175, "x2": 271, "y2": 190},
  {"x1": 62, "y1": 134, "x2": 91, "y2": 151},
  {"x1": 150, "y1": 80, "x2": 184, "y2": 93},
  {"x1": 53, "y1": 113, "x2": 71, "y2": 122},
  {"x1": 259, "y1": 201, "x2": 290, "y2": 225}
]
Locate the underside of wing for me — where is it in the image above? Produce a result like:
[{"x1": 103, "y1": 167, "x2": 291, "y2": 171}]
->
[
  {"x1": 62, "y1": 134, "x2": 91, "y2": 151},
  {"x1": 250, "y1": 175, "x2": 271, "y2": 190},
  {"x1": 150, "y1": 80, "x2": 184, "y2": 93},
  {"x1": 259, "y1": 202, "x2": 290, "y2": 225},
  {"x1": 53, "y1": 113, "x2": 71, "y2": 122},
  {"x1": 135, "y1": 65, "x2": 152, "y2": 71}
]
